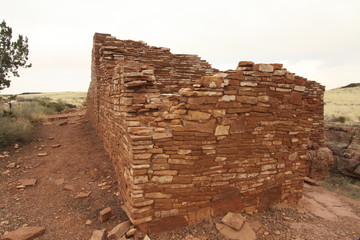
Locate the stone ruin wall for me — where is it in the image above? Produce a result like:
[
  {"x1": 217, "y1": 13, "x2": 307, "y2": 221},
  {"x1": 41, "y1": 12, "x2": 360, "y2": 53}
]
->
[{"x1": 87, "y1": 33, "x2": 325, "y2": 233}]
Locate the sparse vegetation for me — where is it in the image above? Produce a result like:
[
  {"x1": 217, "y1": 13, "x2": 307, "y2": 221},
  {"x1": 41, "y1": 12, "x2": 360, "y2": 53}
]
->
[
  {"x1": 12, "y1": 102, "x2": 54, "y2": 122},
  {"x1": 331, "y1": 116, "x2": 347, "y2": 123},
  {"x1": 0, "y1": 92, "x2": 87, "y2": 146},
  {"x1": 324, "y1": 85, "x2": 360, "y2": 123},
  {"x1": 0, "y1": 117, "x2": 33, "y2": 145},
  {"x1": 17, "y1": 91, "x2": 87, "y2": 106},
  {"x1": 321, "y1": 173, "x2": 360, "y2": 201},
  {"x1": 39, "y1": 100, "x2": 65, "y2": 113},
  {"x1": 0, "y1": 101, "x2": 55, "y2": 145}
]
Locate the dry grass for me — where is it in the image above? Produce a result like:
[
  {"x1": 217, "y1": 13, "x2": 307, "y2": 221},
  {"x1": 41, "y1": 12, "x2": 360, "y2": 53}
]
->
[
  {"x1": 324, "y1": 86, "x2": 360, "y2": 123},
  {"x1": 0, "y1": 117, "x2": 33, "y2": 145},
  {"x1": 16, "y1": 91, "x2": 87, "y2": 106},
  {"x1": 0, "y1": 102, "x2": 55, "y2": 146}
]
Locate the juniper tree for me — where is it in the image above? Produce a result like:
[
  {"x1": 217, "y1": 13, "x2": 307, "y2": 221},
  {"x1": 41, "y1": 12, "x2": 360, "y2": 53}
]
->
[{"x1": 0, "y1": 20, "x2": 31, "y2": 90}]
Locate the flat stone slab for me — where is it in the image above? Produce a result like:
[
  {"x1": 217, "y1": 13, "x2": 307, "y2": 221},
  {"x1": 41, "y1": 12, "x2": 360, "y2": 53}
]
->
[
  {"x1": 216, "y1": 222, "x2": 256, "y2": 240},
  {"x1": 19, "y1": 179, "x2": 37, "y2": 187},
  {"x1": 1, "y1": 226, "x2": 45, "y2": 240},
  {"x1": 222, "y1": 212, "x2": 246, "y2": 231}
]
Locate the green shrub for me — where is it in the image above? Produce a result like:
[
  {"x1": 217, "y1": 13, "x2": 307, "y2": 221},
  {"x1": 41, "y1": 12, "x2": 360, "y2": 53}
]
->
[
  {"x1": 39, "y1": 100, "x2": 65, "y2": 113},
  {"x1": 65, "y1": 103, "x2": 76, "y2": 109},
  {"x1": 331, "y1": 116, "x2": 347, "y2": 123},
  {"x1": 0, "y1": 117, "x2": 33, "y2": 145}
]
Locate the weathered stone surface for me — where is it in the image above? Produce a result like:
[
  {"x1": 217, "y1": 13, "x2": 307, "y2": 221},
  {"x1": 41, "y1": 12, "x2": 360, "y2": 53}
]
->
[
  {"x1": 253, "y1": 64, "x2": 274, "y2": 73},
  {"x1": 290, "y1": 92, "x2": 302, "y2": 105},
  {"x1": 186, "y1": 110, "x2": 211, "y2": 120},
  {"x1": 220, "y1": 95, "x2": 236, "y2": 102},
  {"x1": 107, "y1": 221, "x2": 131, "y2": 240},
  {"x1": 216, "y1": 222, "x2": 256, "y2": 240},
  {"x1": 89, "y1": 229, "x2": 106, "y2": 240},
  {"x1": 285, "y1": 72, "x2": 295, "y2": 80},
  {"x1": 183, "y1": 119, "x2": 216, "y2": 133},
  {"x1": 237, "y1": 61, "x2": 254, "y2": 67},
  {"x1": 221, "y1": 212, "x2": 246, "y2": 231},
  {"x1": 325, "y1": 124, "x2": 360, "y2": 178},
  {"x1": 230, "y1": 117, "x2": 246, "y2": 134},
  {"x1": 306, "y1": 147, "x2": 334, "y2": 180},
  {"x1": 152, "y1": 132, "x2": 173, "y2": 140},
  {"x1": 1, "y1": 226, "x2": 45, "y2": 240},
  {"x1": 202, "y1": 76, "x2": 223, "y2": 88},
  {"x1": 215, "y1": 125, "x2": 230, "y2": 136}
]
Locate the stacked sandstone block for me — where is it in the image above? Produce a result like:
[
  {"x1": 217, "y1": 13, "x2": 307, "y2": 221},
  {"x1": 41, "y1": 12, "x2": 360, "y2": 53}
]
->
[{"x1": 87, "y1": 33, "x2": 325, "y2": 233}]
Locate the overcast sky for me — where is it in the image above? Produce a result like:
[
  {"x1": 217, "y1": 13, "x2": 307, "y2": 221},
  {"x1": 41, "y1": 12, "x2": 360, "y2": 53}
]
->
[{"x1": 1, "y1": 0, "x2": 359, "y2": 94}]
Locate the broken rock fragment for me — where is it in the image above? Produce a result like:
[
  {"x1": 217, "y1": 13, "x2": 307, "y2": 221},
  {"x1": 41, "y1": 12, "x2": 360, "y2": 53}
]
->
[
  {"x1": 303, "y1": 176, "x2": 319, "y2": 186},
  {"x1": 99, "y1": 207, "x2": 112, "y2": 222},
  {"x1": 6, "y1": 163, "x2": 16, "y2": 169},
  {"x1": 37, "y1": 153, "x2": 47, "y2": 157},
  {"x1": 1, "y1": 226, "x2": 45, "y2": 240},
  {"x1": 217, "y1": 212, "x2": 256, "y2": 240},
  {"x1": 63, "y1": 184, "x2": 75, "y2": 191},
  {"x1": 75, "y1": 191, "x2": 91, "y2": 199},
  {"x1": 125, "y1": 227, "x2": 137, "y2": 237},
  {"x1": 19, "y1": 179, "x2": 37, "y2": 187},
  {"x1": 107, "y1": 221, "x2": 131, "y2": 240},
  {"x1": 89, "y1": 229, "x2": 106, "y2": 240}
]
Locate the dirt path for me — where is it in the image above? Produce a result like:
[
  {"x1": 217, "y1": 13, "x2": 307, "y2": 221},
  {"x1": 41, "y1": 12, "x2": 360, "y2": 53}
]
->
[
  {"x1": 1, "y1": 111, "x2": 360, "y2": 240},
  {"x1": 0, "y1": 111, "x2": 127, "y2": 239}
]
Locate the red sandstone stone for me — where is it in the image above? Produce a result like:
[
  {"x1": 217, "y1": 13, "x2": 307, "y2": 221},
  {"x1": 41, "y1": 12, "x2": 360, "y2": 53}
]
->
[{"x1": 1, "y1": 226, "x2": 45, "y2": 240}]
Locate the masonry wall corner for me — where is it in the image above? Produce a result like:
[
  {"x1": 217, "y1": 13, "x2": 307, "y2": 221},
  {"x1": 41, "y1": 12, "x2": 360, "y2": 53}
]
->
[{"x1": 87, "y1": 33, "x2": 325, "y2": 233}]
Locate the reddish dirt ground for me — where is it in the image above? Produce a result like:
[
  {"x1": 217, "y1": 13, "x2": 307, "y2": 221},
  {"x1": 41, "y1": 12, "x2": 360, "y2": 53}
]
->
[
  {"x1": 1, "y1": 111, "x2": 360, "y2": 240},
  {"x1": 0, "y1": 111, "x2": 127, "y2": 239}
]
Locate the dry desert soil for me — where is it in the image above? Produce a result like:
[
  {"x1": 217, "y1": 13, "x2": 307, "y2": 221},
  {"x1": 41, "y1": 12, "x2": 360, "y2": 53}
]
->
[{"x1": 0, "y1": 111, "x2": 360, "y2": 240}]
